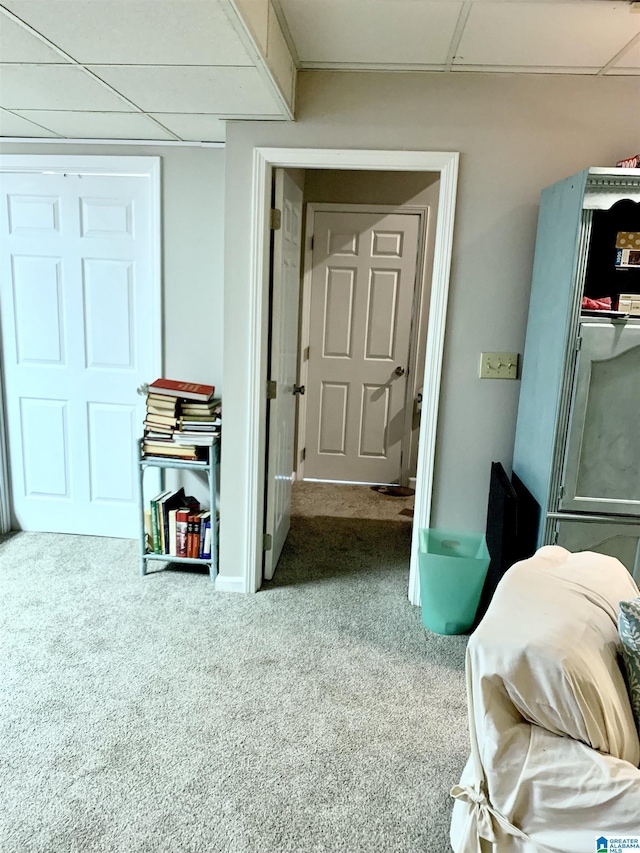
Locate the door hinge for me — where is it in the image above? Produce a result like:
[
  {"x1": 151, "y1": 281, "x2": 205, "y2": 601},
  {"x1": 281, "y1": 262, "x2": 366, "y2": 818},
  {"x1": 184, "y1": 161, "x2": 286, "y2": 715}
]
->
[
  {"x1": 553, "y1": 524, "x2": 559, "y2": 545},
  {"x1": 559, "y1": 484, "x2": 565, "y2": 500},
  {"x1": 576, "y1": 335, "x2": 582, "y2": 351},
  {"x1": 263, "y1": 533, "x2": 273, "y2": 551},
  {"x1": 310, "y1": 234, "x2": 314, "y2": 250},
  {"x1": 270, "y1": 208, "x2": 282, "y2": 230},
  {"x1": 302, "y1": 447, "x2": 306, "y2": 461},
  {"x1": 267, "y1": 379, "x2": 277, "y2": 400},
  {"x1": 304, "y1": 345, "x2": 310, "y2": 361}
]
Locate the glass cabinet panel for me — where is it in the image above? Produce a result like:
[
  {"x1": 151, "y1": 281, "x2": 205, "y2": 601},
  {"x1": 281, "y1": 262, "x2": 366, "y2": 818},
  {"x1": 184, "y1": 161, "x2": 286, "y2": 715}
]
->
[{"x1": 560, "y1": 319, "x2": 640, "y2": 516}]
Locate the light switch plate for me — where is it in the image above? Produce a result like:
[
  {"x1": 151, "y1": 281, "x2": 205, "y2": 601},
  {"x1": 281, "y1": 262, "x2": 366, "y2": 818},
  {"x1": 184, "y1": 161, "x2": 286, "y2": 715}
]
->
[{"x1": 479, "y1": 352, "x2": 519, "y2": 379}]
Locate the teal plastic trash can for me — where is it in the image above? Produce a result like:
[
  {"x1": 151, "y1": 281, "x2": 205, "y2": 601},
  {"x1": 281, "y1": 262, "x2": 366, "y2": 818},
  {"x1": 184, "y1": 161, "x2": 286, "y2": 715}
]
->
[{"x1": 418, "y1": 528, "x2": 490, "y2": 635}]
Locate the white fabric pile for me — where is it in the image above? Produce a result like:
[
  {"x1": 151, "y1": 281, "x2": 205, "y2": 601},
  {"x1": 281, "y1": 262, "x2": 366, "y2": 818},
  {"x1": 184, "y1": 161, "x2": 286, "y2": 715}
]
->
[{"x1": 451, "y1": 545, "x2": 640, "y2": 853}]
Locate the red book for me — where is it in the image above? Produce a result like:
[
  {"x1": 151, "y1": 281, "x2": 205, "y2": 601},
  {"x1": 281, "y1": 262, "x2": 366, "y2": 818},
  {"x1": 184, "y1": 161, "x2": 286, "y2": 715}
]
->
[
  {"x1": 186, "y1": 515, "x2": 195, "y2": 558},
  {"x1": 176, "y1": 509, "x2": 189, "y2": 557},
  {"x1": 149, "y1": 378, "x2": 215, "y2": 402},
  {"x1": 190, "y1": 515, "x2": 201, "y2": 558}
]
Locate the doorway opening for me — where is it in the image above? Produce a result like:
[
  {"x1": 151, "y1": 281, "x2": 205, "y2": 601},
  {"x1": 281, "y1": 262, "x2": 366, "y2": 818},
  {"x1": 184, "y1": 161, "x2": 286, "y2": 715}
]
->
[
  {"x1": 264, "y1": 148, "x2": 462, "y2": 598},
  {"x1": 265, "y1": 167, "x2": 441, "y2": 583},
  {"x1": 236, "y1": 148, "x2": 459, "y2": 602}
]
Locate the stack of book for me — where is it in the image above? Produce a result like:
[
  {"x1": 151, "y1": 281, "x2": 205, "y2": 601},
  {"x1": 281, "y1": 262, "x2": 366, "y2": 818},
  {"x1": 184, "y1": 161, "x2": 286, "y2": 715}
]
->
[
  {"x1": 174, "y1": 397, "x2": 221, "y2": 449},
  {"x1": 141, "y1": 378, "x2": 221, "y2": 463},
  {"x1": 148, "y1": 486, "x2": 213, "y2": 559}
]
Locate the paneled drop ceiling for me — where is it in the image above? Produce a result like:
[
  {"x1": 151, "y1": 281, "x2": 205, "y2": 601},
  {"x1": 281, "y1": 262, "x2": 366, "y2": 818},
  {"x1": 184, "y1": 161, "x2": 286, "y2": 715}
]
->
[
  {"x1": 275, "y1": 0, "x2": 640, "y2": 75},
  {"x1": 0, "y1": 0, "x2": 639, "y2": 144},
  {"x1": 0, "y1": 0, "x2": 295, "y2": 142}
]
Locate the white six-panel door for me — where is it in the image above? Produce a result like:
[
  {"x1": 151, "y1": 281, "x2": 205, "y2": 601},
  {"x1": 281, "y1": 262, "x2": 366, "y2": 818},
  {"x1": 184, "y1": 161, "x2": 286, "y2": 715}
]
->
[
  {"x1": 264, "y1": 169, "x2": 304, "y2": 580},
  {"x1": 0, "y1": 159, "x2": 159, "y2": 537},
  {"x1": 303, "y1": 210, "x2": 421, "y2": 484}
]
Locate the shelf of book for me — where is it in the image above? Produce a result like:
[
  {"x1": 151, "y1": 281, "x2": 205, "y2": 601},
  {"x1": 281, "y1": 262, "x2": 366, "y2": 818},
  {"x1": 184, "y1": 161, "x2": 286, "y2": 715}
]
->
[{"x1": 136, "y1": 437, "x2": 219, "y2": 582}]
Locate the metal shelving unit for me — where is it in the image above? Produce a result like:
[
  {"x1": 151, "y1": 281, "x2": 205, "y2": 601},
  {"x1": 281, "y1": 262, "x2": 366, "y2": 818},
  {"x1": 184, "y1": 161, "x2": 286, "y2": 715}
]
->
[{"x1": 136, "y1": 437, "x2": 219, "y2": 581}]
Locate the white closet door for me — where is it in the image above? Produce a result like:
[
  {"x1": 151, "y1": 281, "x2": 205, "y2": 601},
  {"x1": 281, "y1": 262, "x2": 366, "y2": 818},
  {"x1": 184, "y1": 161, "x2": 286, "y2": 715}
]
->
[{"x1": 0, "y1": 164, "x2": 159, "y2": 537}]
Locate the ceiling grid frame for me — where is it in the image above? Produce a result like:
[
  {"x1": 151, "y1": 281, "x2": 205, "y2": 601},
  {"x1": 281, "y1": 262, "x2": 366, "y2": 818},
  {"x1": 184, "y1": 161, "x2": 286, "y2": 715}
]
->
[{"x1": 1, "y1": 0, "x2": 639, "y2": 143}]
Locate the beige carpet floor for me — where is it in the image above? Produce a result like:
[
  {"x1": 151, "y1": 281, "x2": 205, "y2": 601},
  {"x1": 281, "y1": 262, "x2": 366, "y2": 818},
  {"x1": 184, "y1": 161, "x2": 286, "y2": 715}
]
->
[{"x1": 0, "y1": 483, "x2": 469, "y2": 853}]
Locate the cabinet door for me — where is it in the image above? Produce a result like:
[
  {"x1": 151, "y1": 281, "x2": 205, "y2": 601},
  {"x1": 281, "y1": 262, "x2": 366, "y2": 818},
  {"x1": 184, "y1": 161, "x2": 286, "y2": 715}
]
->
[
  {"x1": 555, "y1": 518, "x2": 640, "y2": 582},
  {"x1": 560, "y1": 321, "x2": 640, "y2": 516}
]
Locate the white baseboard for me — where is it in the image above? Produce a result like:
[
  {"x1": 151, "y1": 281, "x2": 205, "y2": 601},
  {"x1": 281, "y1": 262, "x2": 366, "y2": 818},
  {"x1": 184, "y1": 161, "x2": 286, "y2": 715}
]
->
[
  {"x1": 408, "y1": 477, "x2": 417, "y2": 490},
  {"x1": 214, "y1": 575, "x2": 247, "y2": 593}
]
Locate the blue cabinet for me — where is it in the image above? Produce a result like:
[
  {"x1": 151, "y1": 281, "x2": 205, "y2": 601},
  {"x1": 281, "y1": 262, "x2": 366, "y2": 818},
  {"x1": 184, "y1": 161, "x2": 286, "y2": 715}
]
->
[{"x1": 513, "y1": 167, "x2": 640, "y2": 575}]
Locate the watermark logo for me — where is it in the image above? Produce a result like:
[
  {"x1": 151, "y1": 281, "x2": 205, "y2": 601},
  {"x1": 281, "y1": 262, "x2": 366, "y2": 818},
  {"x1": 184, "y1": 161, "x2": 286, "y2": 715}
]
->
[{"x1": 596, "y1": 838, "x2": 640, "y2": 852}]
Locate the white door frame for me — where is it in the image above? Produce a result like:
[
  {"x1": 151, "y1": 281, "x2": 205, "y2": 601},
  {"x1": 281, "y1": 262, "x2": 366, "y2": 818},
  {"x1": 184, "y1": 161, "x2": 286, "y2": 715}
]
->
[
  {"x1": 244, "y1": 148, "x2": 458, "y2": 604},
  {"x1": 0, "y1": 155, "x2": 162, "y2": 535},
  {"x1": 296, "y1": 202, "x2": 430, "y2": 486}
]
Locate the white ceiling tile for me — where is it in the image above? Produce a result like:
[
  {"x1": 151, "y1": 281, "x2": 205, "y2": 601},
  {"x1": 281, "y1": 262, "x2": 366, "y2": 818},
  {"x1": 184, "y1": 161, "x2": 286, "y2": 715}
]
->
[
  {"x1": 0, "y1": 107, "x2": 59, "y2": 136},
  {"x1": 149, "y1": 113, "x2": 227, "y2": 142},
  {"x1": 88, "y1": 65, "x2": 282, "y2": 115},
  {"x1": 0, "y1": 1, "x2": 253, "y2": 66},
  {"x1": 0, "y1": 65, "x2": 134, "y2": 111},
  {"x1": 455, "y1": 2, "x2": 640, "y2": 69},
  {"x1": 279, "y1": 0, "x2": 463, "y2": 65},
  {"x1": 611, "y1": 35, "x2": 640, "y2": 70},
  {"x1": 12, "y1": 110, "x2": 177, "y2": 140},
  {"x1": 0, "y1": 10, "x2": 68, "y2": 63}
]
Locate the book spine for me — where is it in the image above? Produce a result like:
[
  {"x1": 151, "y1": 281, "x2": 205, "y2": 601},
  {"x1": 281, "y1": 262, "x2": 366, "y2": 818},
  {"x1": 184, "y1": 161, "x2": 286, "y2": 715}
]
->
[
  {"x1": 144, "y1": 509, "x2": 153, "y2": 552},
  {"x1": 192, "y1": 517, "x2": 201, "y2": 558},
  {"x1": 162, "y1": 505, "x2": 170, "y2": 554},
  {"x1": 169, "y1": 509, "x2": 178, "y2": 557},
  {"x1": 202, "y1": 522, "x2": 212, "y2": 559},
  {"x1": 176, "y1": 511, "x2": 189, "y2": 557},
  {"x1": 151, "y1": 499, "x2": 160, "y2": 553},
  {"x1": 198, "y1": 518, "x2": 206, "y2": 558},
  {"x1": 186, "y1": 515, "x2": 194, "y2": 558}
]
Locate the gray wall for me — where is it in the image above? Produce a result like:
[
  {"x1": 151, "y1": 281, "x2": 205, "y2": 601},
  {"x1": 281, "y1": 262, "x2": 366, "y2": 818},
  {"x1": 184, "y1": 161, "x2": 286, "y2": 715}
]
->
[
  {"x1": 0, "y1": 141, "x2": 226, "y2": 393},
  {"x1": 221, "y1": 71, "x2": 640, "y2": 583}
]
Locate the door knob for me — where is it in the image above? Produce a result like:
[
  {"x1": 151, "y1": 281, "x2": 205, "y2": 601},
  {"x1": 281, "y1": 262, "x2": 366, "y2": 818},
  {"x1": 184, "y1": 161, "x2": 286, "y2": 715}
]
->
[
  {"x1": 394, "y1": 366, "x2": 405, "y2": 377},
  {"x1": 293, "y1": 384, "x2": 305, "y2": 395}
]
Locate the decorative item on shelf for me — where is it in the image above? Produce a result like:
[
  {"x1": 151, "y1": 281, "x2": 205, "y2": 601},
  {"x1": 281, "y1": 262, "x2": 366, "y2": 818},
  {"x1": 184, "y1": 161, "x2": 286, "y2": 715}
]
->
[
  {"x1": 616, "y1": 155, "x2": 640, "y2": 169},
  {"x1": 615, "y1": 232, "x2": 640, "y2": 270},
  {"x1": 616, "y1": 250, "x2": 640, "y2": 269},
  {"x1": 581, "y1": 296, "x2": 612, "y2": 311},
  {"x1": 618, "y1": 294, "x2": 640, "y2": 316}
]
